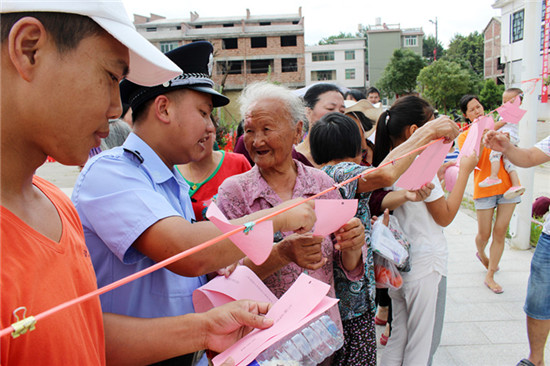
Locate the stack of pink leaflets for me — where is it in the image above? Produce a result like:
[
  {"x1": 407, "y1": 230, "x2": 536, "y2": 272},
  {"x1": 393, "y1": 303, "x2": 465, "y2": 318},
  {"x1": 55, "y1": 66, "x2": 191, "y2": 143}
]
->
[
  {"x1": 193, "y1": 266, "x2": 339, "y2": 366},
  {"x1": 198, "y1": 200, "x2": 358, "y2": 365}
]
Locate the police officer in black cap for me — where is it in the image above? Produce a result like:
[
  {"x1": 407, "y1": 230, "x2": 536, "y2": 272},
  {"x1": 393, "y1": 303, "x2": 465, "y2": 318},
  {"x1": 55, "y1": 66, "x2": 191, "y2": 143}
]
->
[{"x1": 72, "y1": 41, "x2": 316, "y2": 365}]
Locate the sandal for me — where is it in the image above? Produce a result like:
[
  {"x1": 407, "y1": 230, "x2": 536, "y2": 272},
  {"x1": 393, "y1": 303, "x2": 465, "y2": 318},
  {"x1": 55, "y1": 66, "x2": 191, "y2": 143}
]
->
[
  {"x1": 374, "y1": 316, "x2": 387, "y2": 326},
  {"x1": 380, "y1": 333, "x2": 389, "y2": 346},
  {"x1": 516, "y1": 359, "x2": 536, "y2": 366},
  {"x1": 503, "y1": 186, "x2": 525, "y2": 200},
  {"x1": 484, "y1": 281, "x2": 504, "y2": 294},
  {"x1": 479, "y1": 177, "x2": 502, "y2": 187}
]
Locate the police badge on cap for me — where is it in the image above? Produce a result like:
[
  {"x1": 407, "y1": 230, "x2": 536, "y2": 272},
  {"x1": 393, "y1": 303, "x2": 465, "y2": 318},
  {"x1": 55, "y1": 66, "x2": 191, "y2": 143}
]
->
[{"x1": 120, "y1": 41, "x2": 229, "y2": 110}]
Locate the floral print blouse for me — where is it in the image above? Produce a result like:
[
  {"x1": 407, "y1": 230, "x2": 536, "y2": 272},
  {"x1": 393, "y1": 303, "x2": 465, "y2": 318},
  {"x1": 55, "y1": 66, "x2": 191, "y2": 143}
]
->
[
  {"x1": 322, "y1": 162, "x2": 376, "y2": 320},
  {"x1": 215, "y1": 160, "x2": 365, "y2": 328}
]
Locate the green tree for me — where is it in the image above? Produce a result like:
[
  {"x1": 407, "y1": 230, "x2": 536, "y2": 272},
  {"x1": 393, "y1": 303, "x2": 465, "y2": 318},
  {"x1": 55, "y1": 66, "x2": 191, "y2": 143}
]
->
[
  {"x1": 422, "y1": 35, "x2": 445, "y2": 62},
  {"x1": 377, "y1": 49, "x2": 426, "y2": 97},
  {"x1": 479, "y1": 79, "x2": 505, "y2": 111},
  {"x1": 318, "y1": 32, "x2": 356, "y2": 45},
  {"x1": 417, "y1": 59, "x2": 471, "y2": 113},
  {"x1": 445, "y1": 32, "x2": 484, "y2": 76},
  {"x1": 451, "y1": 57, "x2": 484, "y2": 95}
]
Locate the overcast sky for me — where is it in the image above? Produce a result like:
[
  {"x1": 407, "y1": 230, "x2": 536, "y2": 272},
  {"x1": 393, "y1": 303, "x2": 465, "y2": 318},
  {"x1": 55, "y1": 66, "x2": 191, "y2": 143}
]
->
[{"x1": 123, "y1": 0, "x2": 500, "y2": 47}]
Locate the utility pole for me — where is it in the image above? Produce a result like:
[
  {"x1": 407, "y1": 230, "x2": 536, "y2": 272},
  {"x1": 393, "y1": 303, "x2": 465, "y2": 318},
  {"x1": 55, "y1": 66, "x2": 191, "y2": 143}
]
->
[
  {"x1": 510, "y1": 0, "x2": 541, "y2": 249},
  {"x1": 429, "y1": 17, "x2": 438, "y2": 60}
]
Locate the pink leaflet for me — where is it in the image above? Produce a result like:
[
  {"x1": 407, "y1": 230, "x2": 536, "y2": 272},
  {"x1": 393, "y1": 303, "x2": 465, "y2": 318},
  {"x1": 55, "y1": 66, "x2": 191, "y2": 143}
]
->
[
  {"x1": 496, "y1": 95, "x2": 527, "y2": 124},
  {"x1": 395, "y1": 139, "x2": 452, "y2": 190},
  {"x1": 206, "y1": 202, "x2": 274, "y2": 265},
  {"x1": 313, "y1": 199, "x2": 358, "y2": 236}
]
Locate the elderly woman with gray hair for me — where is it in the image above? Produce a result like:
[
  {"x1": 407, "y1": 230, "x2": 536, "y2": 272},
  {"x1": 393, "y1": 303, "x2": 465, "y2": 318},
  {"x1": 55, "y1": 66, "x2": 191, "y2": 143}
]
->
[{"x1": 214, "y1": 82, "x2": 367, "y2": 363}]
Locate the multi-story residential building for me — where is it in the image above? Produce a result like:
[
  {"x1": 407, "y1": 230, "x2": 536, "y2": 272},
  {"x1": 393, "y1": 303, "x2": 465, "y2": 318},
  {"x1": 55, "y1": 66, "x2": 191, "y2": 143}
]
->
[
  {"x1": 134, "y1": 9, "x2": 306, "y2": 120},
  {"x1": 484, "y1": 17, "x2": 505, "y2": 84},
  {"x1": 366, "y1": 19, "x2": 424, "y2": 89},
  {"x1": 492, "y1": 0, "x2": 550, "y2": 119},
  {"x1": 304, "y1": 38, "x2": 366, "y2": 92}
]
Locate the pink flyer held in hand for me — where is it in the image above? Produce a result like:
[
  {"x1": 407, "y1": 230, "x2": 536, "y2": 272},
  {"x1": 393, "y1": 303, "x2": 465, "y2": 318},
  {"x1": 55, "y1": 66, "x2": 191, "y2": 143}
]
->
[
  {"x1": 192, "y1": 266, "x2": 278, "y2": 313},
  {"x1": 458, "y1": 115, "x2": 494, "y2": 162},
  {"x1": 313, "y1": 199, "x2": 358, "y2": 236},
  {"x1": 206, "y1": 202, "x2": 274, "y2": 265},
  {"x1": 395, "y1": 139, "x2": 452, "y2": 190}
]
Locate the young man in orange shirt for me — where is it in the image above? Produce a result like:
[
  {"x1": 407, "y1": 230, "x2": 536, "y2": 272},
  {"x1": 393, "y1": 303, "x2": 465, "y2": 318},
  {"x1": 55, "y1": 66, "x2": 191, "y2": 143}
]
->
[{"x1": 1, "y1": 1, "x2": 314, "y2": 364}]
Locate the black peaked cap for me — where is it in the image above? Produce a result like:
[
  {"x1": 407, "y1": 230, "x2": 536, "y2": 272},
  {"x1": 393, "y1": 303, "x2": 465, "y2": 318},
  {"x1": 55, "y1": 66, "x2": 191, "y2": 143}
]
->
[{"x1": 120, "y1": 41, "x2": 229, "y2": 110}]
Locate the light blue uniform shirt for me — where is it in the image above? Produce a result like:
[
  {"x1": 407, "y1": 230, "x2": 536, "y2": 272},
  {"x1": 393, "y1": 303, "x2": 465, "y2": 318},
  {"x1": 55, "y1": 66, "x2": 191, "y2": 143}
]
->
[{"x1": 72, "y1": 133, "x2": 207, "y2": 318}]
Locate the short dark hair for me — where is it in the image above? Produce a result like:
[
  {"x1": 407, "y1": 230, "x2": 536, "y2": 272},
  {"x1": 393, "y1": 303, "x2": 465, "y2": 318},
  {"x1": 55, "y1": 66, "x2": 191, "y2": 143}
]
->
[
  {"x1": 303, "y1": 83, "x2": 343, "y2": 109},
  {"x1": 367, "y1": 87, "x2": 380, "y2": 96},
  {"x1": 1, "y1": 12, "x2": 103, "y2": 53},
  {"x1": 131, "y1": 89, "x2": 191, "y2": 124},
  {"x1": 344, "y1": 89, "x2": 366, "y2": 101},
  {"x1": 131, "y1": 99, "x2": 154, "y2": 125},
  {"x1": 459, "y1": 94, "x2": 481, "y2": 119},
  {"x1": 310, "y1": 112, "x2": 362, "y2": 165}
]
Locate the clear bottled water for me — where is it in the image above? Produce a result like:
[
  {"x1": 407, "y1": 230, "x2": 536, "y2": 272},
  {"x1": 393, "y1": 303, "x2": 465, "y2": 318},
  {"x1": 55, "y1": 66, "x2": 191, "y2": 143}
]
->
[{"x1": 249, "y1": 315, "x2": 344, "y2": 366}]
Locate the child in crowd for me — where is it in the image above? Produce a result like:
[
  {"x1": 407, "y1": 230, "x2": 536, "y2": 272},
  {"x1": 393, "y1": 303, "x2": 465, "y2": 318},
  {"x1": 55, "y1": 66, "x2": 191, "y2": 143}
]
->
[
  {"x1": 372, "y1": 96, "x2": 478, "y2": 366},
  {"x1": 309, "y1": 112, "x2": 438, "y2": 365},
  {"x1": 478, "y1": 88, "x2": 525, "y2": 200},
  {"x1": 363, "y1": 139, "x2": 375, "y2": 166}
]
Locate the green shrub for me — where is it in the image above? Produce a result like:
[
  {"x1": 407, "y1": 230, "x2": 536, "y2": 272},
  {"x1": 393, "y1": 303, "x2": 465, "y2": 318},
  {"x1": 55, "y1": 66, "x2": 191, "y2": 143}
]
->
[{"x1": 531, "y1": 216, "x2": 544, "y2": 247}]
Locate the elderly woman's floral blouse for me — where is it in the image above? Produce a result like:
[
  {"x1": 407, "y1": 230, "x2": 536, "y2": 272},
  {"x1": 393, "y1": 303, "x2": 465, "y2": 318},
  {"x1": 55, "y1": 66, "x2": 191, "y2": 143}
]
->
[{"x1": 215, "y1": 160, "x2": 365, "y2": 330}]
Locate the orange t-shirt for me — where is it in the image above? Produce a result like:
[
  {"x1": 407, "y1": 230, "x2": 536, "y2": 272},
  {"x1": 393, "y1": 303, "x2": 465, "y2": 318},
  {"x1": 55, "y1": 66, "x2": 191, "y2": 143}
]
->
[
  {"x1": 457, "y1": 130, "x2": 513, "y2": 200},
  {"x1": 1, "y1": 176, "x2": 105, "y2": 365}
]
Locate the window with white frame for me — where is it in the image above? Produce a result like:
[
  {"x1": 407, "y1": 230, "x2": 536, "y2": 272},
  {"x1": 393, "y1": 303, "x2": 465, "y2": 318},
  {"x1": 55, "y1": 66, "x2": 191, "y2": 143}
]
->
[
  {"x1": 160, "y1": 41, "x2": 178, "y2": 53},
  {"x1": 345, "y1": 69, "x2": 356, "y2": 80},
  {"x1": 312, "y1": 52, "x2": 335, "y2": 61},
  {"x1": 403, "y1": 35, "x2": 417, "y2": 47},
  {"x1": 311, "y1": 70, "x2": 336, "y2": 81},
  {"x1": 345, "y1": 50, "x2": 355, "y2": 60}
]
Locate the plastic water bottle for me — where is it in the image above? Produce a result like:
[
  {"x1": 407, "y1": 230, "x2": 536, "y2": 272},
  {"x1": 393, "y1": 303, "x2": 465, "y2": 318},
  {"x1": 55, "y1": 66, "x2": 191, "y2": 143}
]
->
[{"x1": 248, "y1": 314, "x2": 344, "y2": 366}]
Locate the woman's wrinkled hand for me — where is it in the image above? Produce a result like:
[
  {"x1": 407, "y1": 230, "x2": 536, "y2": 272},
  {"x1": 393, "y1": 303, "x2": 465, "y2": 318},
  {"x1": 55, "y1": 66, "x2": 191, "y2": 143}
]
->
[
  {"x1": 277, "y1": 233, "x2": 326, "y2": 270},
  {"x1": 277, "y1": 199, "x2": 316, "y2": 234}
]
